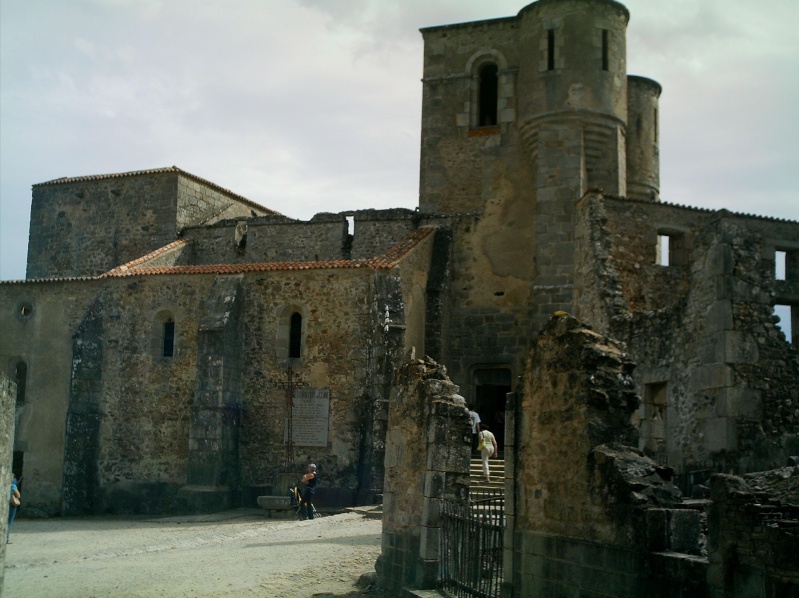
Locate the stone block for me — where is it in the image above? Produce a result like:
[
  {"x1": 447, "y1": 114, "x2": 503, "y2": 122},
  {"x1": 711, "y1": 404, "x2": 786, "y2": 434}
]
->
[
  {"x1": 716, "y1": 388, "x2": 761, "y2": 419},
  {"x1": 669, "y1": 509, "x2": 701, "y2": 555},
  {"x1": 421, "y1": 496, "x2": 441, "y2": 528},
  {"x1": 418, "y1": 525, "x2": 440, "y2": 561},
  {"x1": 722, "y1": 331, "x2": 759, "y2": 365},
  {"x1": 706, "y1": 299, "x2": 733, "y2": 332},
  {"x1": 690, "y1": 363, "x2": 734, "y2": 391},
  {"x1": 705, "y1": 243, "x2": 733, "y2": 277},
  {"x1": 646, "y1": 509, "x2": 669, "y2": 551},
  {"x1": 704, "y1": 417, "x2": 737, "y2": 452}
]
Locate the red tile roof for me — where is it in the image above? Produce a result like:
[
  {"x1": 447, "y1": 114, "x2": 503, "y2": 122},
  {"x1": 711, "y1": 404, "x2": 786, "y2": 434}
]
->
[{"x1": 102, "y1": 227, "x2": 436, "y2": 278}]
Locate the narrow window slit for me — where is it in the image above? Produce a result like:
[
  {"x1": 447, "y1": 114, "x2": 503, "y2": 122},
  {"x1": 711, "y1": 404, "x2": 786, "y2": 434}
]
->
[
  {"x1": 163, "y1": 319, "x2": 175, "y2": 357},
  {"x1": 289, "y1": 313, "x2": 302, "y2": 359}
]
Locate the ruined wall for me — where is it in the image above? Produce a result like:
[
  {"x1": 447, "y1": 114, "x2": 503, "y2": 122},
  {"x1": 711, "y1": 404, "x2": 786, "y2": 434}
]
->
[
  {"x1": 183, "y1": 218, "x2": 348, "y2": 265},
  {"x1": 576, "y1": 195, "x2": 799, "y2": 484},
  {"x1": 516, "y1": 313, "x2": 641, "y2": 542},
  {"x1": 708, "y1": 471, "x2": 799, "y2": 597},
  {"x1": 600, "y1": 198, "x2": 700, "y2": 312},
  {"x1": 380, "y1": 358, "x2": 471, "y2": 592},
  {"x1": 349, "y1": 210, "x2": 418, "y2": 260},
  {"x1": 511, "y1": 313, "x2": 697, "y2": 597}
]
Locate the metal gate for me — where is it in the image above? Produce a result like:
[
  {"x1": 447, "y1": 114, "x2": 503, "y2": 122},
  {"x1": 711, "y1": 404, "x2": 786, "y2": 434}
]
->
[{"x1": 440, "y1": 491, "x2": 504, "y2": 598}]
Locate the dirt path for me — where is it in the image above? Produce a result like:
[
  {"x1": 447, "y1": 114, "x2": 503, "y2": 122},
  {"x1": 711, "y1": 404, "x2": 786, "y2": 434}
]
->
[{"x1": 4, "y1": 509, "x2": 385, "y2": 597}]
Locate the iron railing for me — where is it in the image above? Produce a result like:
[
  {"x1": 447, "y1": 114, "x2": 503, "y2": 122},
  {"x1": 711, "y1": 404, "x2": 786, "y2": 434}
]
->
[{"x1": 440, "y1": 490, "x2": 504, "y2": 598}]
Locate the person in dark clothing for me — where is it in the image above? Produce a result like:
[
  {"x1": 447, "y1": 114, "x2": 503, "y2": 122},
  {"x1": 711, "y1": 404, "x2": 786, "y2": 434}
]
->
[{"x1": 300, "y1": 463, "x2": 317, "y2": 520}]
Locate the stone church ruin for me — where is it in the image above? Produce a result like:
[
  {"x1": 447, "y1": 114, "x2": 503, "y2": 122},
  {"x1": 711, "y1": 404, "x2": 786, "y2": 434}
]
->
[{"x1": 0, "y1": 0, "x2": 797, "y2": 595}]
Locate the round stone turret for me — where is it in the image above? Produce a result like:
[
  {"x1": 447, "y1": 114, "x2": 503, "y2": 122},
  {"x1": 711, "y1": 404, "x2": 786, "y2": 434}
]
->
[
  {"x1": 516, "y1": 0, "x2": 630, "y2": 195},
  {"x1": 626, "y1": 75, "x2": 662, "y2": 201}
]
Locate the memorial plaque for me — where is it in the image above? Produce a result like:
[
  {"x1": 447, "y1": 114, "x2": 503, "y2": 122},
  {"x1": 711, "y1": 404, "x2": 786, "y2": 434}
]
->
[{"x1": 284, "y1": 388, "x2": 330, "y2": 447}]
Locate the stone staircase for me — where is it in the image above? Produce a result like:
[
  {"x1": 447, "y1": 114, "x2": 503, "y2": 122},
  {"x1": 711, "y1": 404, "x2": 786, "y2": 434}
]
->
[{"x1": 469, "y1": 454, "x2": 505, "y2": 494}]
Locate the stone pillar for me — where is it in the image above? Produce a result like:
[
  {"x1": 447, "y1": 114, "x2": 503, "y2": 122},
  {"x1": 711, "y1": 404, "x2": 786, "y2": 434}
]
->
[
  {"x1": 62, "y1": 300, "x2": 103, "y2": 515},
  {"x1": 179, "y1": 276, "x2": 244, "y2": 513},
  {"x1": 379, "y1": 357, "x2": 470, "y2": 593}
]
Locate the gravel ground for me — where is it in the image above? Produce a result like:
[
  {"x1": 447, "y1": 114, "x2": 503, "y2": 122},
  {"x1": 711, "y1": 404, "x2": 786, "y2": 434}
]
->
[{"x1": 3, "y1": 508, "x2": 388, "y2": 598}]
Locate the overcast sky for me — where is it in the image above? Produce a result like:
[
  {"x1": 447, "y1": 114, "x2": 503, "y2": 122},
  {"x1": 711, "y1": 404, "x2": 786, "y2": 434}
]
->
[{"x1": 1, "y1": 0, "x2": 797, "y2": 282}]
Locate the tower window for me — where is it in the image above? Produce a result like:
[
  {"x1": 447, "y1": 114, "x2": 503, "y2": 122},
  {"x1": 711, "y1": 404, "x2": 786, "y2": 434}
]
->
[
  {"x1": 478, "y1": 63, "x2": 499, "y2": 127},
  {"x1": 14, "y1": 361, "x2": 27, "y2": 404},
  {"x1": 162, "y1": 319, "x2": 175, "y2": 358},
  {"x1": 601, "y1": 29, "x2": 609, "y2": 71},
  {"x1": 776, "y1": 250, "x2": 786, "y2": 280},
  {"x1": 654, "y1": 108, "x2": 659, "y2": 143},
  {"x1": 289, "y1": 312, "x2": 302, "y2": 359},
  {"x1": 547, "y1": 29, "x2": 555, "y2": 71}
]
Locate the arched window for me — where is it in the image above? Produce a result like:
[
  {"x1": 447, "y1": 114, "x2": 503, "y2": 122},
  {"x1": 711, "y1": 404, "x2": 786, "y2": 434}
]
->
[
  {"x1": 162, "y1": 318, "x2": 175, "y2": 358},
  {"x1": 289, "y1": 312, "x2": 302, "y2": 359},
  {"x1": 14, "y1": 361, "x2": 27, "y2": 404},
  {"x1": 478, "y1": 63, "x2": 499, "y2": 127}
]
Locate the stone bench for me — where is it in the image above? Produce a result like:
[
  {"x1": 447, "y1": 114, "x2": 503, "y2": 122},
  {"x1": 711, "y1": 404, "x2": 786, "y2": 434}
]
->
[{"x1": 257, "y1": 495, "x2": 293, "y2": 517}]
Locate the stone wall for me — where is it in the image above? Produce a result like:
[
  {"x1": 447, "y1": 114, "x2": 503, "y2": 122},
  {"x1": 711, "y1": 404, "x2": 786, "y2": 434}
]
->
[
  {"x1": 380, "y1": 358, "x2": 471, "y2": 593},
  {"x1": 0, "y1": 279, "x2": 102, "y2": 515},
  {"x1": 349, "y1": 209, "x2": 418, "y2": 260},
  {"x1": 0, "y1": 373, "x2": 16, "y2": 594},
  {"x1": 184, "y1": 219, "x2": 348, "y2": 265},
  {"x1": 575, "y1": 193, "x2": 799, "y2": 485},
  {"x1": 510, "y1": 313, "x2": 702, "y2": 597},
  {"x1": 515, "y1": 313, "x2": 642, "y2": 543},
  {"x1": 708, "y1": 471, "x2": 799, "y2": 597},
  {"x1": 175, "y1": 172, "x2": 271, "y2": 229},
  {"x1": 26, "y1": 169, "x2": 272, "y2": 279}
]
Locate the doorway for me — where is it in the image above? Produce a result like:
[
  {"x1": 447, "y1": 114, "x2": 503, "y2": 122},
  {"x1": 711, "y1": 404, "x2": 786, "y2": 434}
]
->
[{"x1": 473, "y1": 368, "x2": 511, "y2": 452}]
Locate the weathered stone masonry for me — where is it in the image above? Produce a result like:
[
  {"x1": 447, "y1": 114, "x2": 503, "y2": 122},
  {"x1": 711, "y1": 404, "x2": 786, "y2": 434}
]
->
[{"x1": 0, "y1": 1, "x2": 797, "y2": 557}]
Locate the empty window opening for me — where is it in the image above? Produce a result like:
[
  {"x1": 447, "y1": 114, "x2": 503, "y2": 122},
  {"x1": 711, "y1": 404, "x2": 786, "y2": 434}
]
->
[
  {"x1": 162, "y1": 319, "x2": 175, "y2": 358},
  {"x1": 14, "y1": 361, "x2": 27, "y2": 404},
  {"x1": 346, "y1": 216, "x2": 355, "y2": 236},
  {"x1": 234, "y1": 221, "x2": 248, "y2": 254},
  {"x1": 657, "y1": 231, "x2": 687, "y2": 267},
  {"x1": 776, "y1": 250, "x2": 786, "y2": 280},
  {"x1": 657, "y1": 235, "x2": 670, "y2": 266},
  {"x1": 478, "y1": 63, "x2": 498, "y2": 126},
  {"x1": 601, "y1": 29, "x2": 609, "y2": 71},
  {"x1": 289, "y1": 312, "x2": 302, "y2": 359},
  {"x1": 547, "y1": 29, "x2": 556, "y2": 71},
  {"x1": 773, "y1": 304, "x2": 795, "y2": 345}
]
